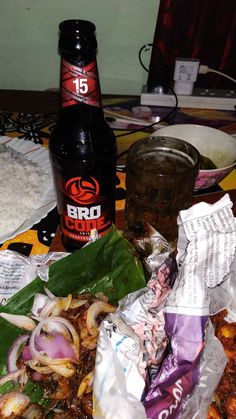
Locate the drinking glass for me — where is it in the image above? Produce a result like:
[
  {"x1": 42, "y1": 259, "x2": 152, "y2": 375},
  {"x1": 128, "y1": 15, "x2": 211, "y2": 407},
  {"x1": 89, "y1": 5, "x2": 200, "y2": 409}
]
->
[{"x1": 125, "y1": 136, "x2": 200, "y2": 244}]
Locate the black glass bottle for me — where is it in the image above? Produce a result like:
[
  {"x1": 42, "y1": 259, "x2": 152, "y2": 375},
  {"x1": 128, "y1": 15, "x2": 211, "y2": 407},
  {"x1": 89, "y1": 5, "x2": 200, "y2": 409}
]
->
[{"x1": 49, "y1": 20, "x2": 117, "y2": 251}]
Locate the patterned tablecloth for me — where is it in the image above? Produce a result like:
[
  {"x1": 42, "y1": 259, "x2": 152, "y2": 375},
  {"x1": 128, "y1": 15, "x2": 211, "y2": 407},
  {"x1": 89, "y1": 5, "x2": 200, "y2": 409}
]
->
[{"x1": 0, "y1": 96, "x2": 235, "y2": 256}]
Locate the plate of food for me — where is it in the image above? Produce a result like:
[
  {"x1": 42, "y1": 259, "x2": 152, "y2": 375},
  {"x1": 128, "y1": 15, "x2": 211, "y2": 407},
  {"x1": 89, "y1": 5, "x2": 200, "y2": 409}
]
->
[{"x1": 0, "y1": 136, "x2": 57, "y2": 244}]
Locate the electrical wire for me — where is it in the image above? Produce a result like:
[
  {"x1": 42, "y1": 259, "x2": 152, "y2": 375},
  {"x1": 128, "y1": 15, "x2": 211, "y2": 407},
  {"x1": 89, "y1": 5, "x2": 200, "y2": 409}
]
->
[
  {"x1": 117, "y1": 59, "x2": 235, "y2": 164},
  {"x1": 138, "y1": 43, "x2": 153, "y2": 72},
  {"x1": 116, "y1": 86, "x2": 178, "y2": 159},
  {"x1": 115, "y1": 44, "x2": 178, "y2": 159},
  {"x1": 207, "y1": 69, "x2": 236, "y2": 84},
  {"x1": 198, "y1": 65, "x2": 236, "y2": 85},
  {"x1": 138, "y1": 43, "x2": 165, "y2": 72},
  {"x1": 116, "y1": 87, "x2": 178, "y2": 139}
]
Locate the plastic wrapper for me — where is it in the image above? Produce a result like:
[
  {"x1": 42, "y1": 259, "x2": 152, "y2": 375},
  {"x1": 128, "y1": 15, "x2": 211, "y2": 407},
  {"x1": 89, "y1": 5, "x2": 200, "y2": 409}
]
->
[
  {"x1": 94, "y1": 251, "x2": 177, "y2": 419},
  {"x1": 181, "y1": 320, "x2": 227, "y2": 419},
  {"x1": 94, "y1": 193, "x2": 236, "y2": 419},
  {"x1": 0, "y1": 228, "x2": 101, "y2": 306},
  {"x1": 0, "y1": 226, "x2": 104, "y2": 306},
  {"x1": 125, "y1": 220, "x2": 174, "y2": 273},
  {"x1": 0, "y1": 250, "x2": 69, "y2": 305}
]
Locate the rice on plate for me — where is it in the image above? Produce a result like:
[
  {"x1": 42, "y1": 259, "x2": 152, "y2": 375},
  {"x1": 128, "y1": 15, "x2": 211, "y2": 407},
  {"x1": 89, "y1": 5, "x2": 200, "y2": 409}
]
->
[{"x1": 0, "y1": 138, "x2": 56, "y2": 242}]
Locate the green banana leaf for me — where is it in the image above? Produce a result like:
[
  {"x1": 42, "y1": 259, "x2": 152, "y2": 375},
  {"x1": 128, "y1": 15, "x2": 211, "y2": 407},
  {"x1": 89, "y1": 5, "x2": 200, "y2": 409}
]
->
[{"x1": 0, "y1": 226, "x2": 146, "y2": 402}]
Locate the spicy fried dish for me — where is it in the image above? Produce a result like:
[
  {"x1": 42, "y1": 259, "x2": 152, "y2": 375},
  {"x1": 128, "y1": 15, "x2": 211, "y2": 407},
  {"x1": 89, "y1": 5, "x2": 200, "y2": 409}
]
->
[
  {"x1": 0, "y1": 291, "x2": 116, "y2": 418},
  {"x1": 208, "y1": 310, "x2": 236, "y2": 419}
]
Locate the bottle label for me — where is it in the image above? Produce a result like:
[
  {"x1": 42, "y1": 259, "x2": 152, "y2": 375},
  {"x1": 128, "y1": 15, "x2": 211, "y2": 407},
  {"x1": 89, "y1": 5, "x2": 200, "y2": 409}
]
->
[
  {"x1": 61, "y1": 59, "x2": 101, "y2": 108},
  {"x1": 61, "y1": 176, "x2": 112, "y2": 243}
]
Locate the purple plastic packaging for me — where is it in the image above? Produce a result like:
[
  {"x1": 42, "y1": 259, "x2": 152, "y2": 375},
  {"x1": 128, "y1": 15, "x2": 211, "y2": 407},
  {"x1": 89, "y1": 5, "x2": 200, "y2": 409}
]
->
[
  {"x1": 143, "y1": 194, "x2": 236, "y2": 419},
  {"x1": 144, "y1": 314, "x2": 208, "y2": 418}
]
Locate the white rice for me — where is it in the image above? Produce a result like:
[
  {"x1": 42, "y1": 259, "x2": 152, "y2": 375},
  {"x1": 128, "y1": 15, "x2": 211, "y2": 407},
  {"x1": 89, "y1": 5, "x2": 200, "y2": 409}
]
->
[{"x1": 0, "y1": 145, "x2": 51, "y2": 237}]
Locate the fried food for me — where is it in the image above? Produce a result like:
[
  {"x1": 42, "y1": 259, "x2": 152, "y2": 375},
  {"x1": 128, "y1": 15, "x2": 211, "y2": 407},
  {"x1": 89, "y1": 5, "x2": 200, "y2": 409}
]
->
[
  {"x1": 207, "y1": 310, "x2": 236, "y2": 419},
  {"x1": 0, "y1": 292, "x2": 116, "y2": 418}
]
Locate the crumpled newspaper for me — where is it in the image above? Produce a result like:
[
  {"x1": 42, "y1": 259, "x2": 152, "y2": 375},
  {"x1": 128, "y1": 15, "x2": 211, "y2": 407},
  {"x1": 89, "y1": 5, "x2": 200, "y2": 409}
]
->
[{"x1": 93, "y1": 193, "x2": 236, "y2": 419}]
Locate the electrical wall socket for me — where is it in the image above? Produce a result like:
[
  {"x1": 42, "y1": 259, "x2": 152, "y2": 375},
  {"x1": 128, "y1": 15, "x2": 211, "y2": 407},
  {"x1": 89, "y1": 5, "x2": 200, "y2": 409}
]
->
[{"x1": 140, "y1": 86, "x2": 236, "y2": 110}]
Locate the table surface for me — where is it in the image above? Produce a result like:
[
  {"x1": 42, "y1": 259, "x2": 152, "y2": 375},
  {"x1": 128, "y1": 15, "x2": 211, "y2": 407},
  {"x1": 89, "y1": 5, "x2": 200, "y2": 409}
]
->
[{"x1": 0, "y1": 89, "x2": 235, "y2": 256}]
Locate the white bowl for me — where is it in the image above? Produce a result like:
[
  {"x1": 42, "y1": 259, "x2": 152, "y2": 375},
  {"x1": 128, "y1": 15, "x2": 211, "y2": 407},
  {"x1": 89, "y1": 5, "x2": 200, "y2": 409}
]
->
[{"x1": 151, "y1": 124, "x2": 236, "y2": 190}]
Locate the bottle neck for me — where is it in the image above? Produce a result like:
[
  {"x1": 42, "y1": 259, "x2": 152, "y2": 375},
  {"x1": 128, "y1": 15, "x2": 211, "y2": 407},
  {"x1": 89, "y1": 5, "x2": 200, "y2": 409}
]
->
[{"x1": 60, "y1": 55, "x2": 102, "y2": 109}]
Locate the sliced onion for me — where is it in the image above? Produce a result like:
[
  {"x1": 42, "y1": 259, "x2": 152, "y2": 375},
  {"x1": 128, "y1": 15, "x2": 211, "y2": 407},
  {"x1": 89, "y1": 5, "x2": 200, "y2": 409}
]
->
[
  {"x1": 44, "y1": 287, "x2": 55, "y2": 298},
  {"x1": 60, "y1": 294, "x2": 72, "y2": 312},
  {"x1": 42, "y1": 295, "x2": 72, "y2": 318},
  {"x1": 0, "y1": 313, "x2": 35, "y2": 331},
  {"x1": 31, "y1": 292, "x2": 73, "y2": 320},
  {"x1": 28, "y1": 359, "x2": 75, "y2": 378},
  {"x1": 41, "y1": 322, "x2": 71, "y2": 340},
  {"x1": 39, "y1": 300, "x2": 58, "y2": 318},
  {"x1": 31, "y1": 293, "x2": 49, "y2": 317},
  {"x1": 0, "y1": 368, "x2": 26, "y2": 387},
  {"x1": 86, "y1": 301, "x2": 116, "y2": 335},
  {"x1": 31, "y1": 295, "x2": 59, "y2": 321},
  {"x1": 22, "y1": 346, "x2": 33, "y2": 362},
  {"x1": 0, "y1": 391, "x2": 30, "y2": 417},
  {"x1": 49, "y1": 362, "x2": 75, "y2": 378},
  {"x1": 27, "y1": 361, "x2": 53, "y2": 375},
  {"x1": 81, "y1": 335, "x2": 98, "y2": 350},
  {"x1": 31, "y1": 372, "x2": 42, "y2": 382},
  {"x1": 35, "y1": 333, "x2": 76, "y2": 360},
  {"x1": 19, "y1": 369, "x2": 28, "y2": 388},
  {"x1": 29, "y1": 316, "x2": 80, "y2": 366},
  {"x1": 77, "y1": 371, "x2": 93, "y2": 397},
  {"x1": 69, "y1": 299, "x2": 88, "y2": 309},
  {"x1": 21, "y1": 403, "x2": 44, "y2": 419},
  {"x1": 7, "y1": 335, "x2": 29, "y2": 374}
]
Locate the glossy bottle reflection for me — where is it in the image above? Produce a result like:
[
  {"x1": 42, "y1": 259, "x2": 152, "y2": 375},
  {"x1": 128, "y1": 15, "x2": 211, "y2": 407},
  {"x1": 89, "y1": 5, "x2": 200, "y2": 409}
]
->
[{"x1": 49, "y1": 20, "x2": 117, "y2": 251}]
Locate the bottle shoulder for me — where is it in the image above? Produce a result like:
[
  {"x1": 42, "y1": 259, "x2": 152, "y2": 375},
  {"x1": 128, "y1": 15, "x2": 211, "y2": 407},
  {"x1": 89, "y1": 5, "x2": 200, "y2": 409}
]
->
[
  {"x1": 49, "y1": 104, "x2": 116, "y2": 158},
  {"x1": 54, "y1": 103, "x2": 112, "y2": 131}
]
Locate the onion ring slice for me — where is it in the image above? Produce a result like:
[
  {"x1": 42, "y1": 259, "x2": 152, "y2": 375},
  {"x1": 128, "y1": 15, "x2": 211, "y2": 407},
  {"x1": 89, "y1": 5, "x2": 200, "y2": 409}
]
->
[{"x1": 29, "y1": 316, "x2": 80, "y2": 366}]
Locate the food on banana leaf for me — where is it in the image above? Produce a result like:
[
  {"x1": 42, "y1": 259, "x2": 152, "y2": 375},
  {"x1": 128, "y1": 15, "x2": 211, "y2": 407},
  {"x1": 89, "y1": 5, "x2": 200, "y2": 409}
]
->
[
  {"x1": 0, "y1": 289, "x2": 116, "y2": 418},
  {"x1": 0, "y1": 227, "x2": 146, "y2": 418}
]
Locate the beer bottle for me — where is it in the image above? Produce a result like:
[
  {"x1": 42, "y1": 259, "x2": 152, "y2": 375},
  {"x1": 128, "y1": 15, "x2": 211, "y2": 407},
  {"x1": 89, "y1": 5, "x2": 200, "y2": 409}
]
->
[{"x1": 49, "y1": 20, "x2": 117, "y2": 251}]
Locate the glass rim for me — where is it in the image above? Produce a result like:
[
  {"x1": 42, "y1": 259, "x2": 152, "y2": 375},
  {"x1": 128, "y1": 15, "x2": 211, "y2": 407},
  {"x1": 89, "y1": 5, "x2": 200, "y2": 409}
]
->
[{"x1": 127, "y1": 135, "x2": 201, "y2": 169}]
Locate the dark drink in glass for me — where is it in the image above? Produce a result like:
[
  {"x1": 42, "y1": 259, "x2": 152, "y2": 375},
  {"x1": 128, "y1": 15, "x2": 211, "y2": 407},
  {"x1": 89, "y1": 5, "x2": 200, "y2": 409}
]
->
[{"x1": 125, "y1": 136, "x2": 200, "y2": 244}]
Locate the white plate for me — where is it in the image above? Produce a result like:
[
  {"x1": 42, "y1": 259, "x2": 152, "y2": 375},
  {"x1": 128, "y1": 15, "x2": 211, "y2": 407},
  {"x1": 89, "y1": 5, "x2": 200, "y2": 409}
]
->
[{"x1": 0, "y1": 136, "x2": 57, "y2": 243}]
